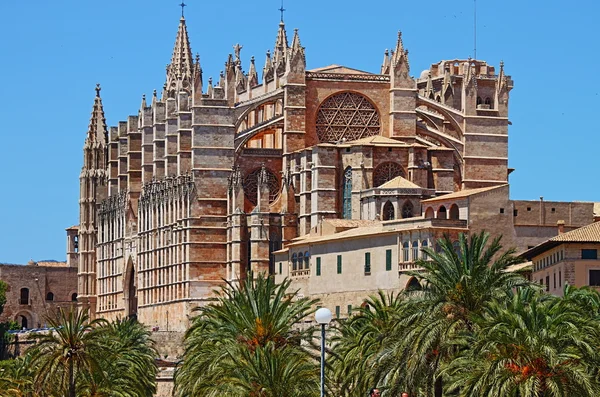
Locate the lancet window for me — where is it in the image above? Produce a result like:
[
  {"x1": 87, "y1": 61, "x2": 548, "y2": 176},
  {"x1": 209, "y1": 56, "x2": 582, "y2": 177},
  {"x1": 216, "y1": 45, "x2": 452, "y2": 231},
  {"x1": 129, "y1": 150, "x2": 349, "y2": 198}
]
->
[{"x1": 342, "y1": 167, "x2": 352, "y2": 219}]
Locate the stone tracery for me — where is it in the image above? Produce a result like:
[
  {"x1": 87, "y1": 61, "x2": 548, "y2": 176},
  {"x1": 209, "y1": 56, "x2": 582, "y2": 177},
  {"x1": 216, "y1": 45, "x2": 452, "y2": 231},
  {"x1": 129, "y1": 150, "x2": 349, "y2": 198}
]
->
[
  {"x1": 373, "y1": 162, "x2": 404, "y2": 187},
  {"x1": 243, "y1": 167, "x2": 280, "y2": 205},
  {"x1": 316, "y1": 92, "x2": 381, "y2": 143}
]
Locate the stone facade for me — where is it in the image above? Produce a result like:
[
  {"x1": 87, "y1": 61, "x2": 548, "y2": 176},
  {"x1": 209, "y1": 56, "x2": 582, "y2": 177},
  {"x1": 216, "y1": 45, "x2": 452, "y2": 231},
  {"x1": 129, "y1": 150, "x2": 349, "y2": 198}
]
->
[
  {"x1": 72, "y1": 14, "x2": 597, "y2": 333},
  {"x1": 0, "y1": 261, "x2": 78, "y2": 329}
]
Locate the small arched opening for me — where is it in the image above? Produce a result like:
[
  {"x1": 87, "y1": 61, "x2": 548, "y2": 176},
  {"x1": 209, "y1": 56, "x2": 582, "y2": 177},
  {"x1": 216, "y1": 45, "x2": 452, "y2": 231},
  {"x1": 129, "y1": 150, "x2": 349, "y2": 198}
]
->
[
  {"x1": 437, "y1": 206, "x2": 447, "y2": 219},
  {"x1": 71, "y1": 293, "x2": 78, "y2": 302},
  {"x1": 424, "y1": 207, "x2": 435, "y2": 219},
  {"x1": 297, "y1": 252, "x2": 304, "y2": 270},
  {"x1": 304, "y1": 251, "x2": 310, "y2": 269},
  {"x1": 449, "y1": 204, "x2": 460, "y2": 220},
  {"x1": 422, "y1": 240, "x2": 429, "y2": 260},
  {"x1": 123, "y1": 257, "x2": 138, "y2": 319},
  {"x1": 485, "y1": 97, "x2": 493, "y2": 108},
  {"x1": 406, "y1": 277, "x2": 422, "y2": 291},
  {"x1": 382, "y1": 201, "x2": 395, "y2": 221},
  {"x1": 291, "y1": 253, "x2": 298, "y2": 271},
  {"x1": 476, "y1": 96, "x2": 483, "y2": 106},
  {"x1": 46, "y1": 292, "x2": 54, "y2": 302}
]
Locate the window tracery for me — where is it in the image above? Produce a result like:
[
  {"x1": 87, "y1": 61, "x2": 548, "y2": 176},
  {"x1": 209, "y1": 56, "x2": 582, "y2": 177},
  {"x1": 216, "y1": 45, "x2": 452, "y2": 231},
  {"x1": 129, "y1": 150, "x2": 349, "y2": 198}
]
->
[
  {"x1": 243, "y1": 168, "x2": 280, "y2": 205},
  {"x1": 316, "y1": 92, "x2": 381, "y2": 143},
  {"x1": 373, "y1": 162, "x2": 404, "y2": 187}
]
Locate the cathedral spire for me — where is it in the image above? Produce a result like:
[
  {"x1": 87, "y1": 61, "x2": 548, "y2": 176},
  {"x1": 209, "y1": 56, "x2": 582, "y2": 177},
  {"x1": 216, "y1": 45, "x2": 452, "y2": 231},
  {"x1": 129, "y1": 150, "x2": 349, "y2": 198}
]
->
[
  {"x1": 381, "y1": 49, "x2": 390, "y2": 74},
  {"x1": 273, "y1": 21, "x2": 289, "y2": 65},
  {"x1": 87, "y1": 84, "x2": 108, "y2": 146},
  {"x1": 165, "y1": 16, "x2": 194, "y2": 98}
]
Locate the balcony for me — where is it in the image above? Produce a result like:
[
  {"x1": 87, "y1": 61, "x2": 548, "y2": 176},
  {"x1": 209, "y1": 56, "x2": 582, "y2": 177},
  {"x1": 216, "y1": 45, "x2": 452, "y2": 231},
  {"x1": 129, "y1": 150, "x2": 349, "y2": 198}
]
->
[
  {"x1": 399, "y1": 263, "x2": 424, "y2": 273},
  {"x1": 291, "y1": 269, "x2": 310, "y2": 277}
]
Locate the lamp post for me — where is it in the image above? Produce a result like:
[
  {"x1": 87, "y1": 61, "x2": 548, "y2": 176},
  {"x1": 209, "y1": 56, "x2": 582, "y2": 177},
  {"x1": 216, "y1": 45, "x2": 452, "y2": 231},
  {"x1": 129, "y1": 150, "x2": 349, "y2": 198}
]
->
[{"x1": 315, "y1": 307, "x2": 332, "y2": 397}]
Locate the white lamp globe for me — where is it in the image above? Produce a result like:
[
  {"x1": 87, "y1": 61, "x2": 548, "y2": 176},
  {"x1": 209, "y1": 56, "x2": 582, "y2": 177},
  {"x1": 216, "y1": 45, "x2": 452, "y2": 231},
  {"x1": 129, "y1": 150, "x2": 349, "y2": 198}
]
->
[{"x1": 315, "y1": 307, "x2": 333, "y2": 324}]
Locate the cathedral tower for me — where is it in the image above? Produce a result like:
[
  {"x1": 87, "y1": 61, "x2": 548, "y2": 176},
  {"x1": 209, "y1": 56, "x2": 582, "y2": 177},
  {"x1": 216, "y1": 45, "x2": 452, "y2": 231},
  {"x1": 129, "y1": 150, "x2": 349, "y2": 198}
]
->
[{"x1": 78, "y1": 84, "x2": 108, "y2": 316}]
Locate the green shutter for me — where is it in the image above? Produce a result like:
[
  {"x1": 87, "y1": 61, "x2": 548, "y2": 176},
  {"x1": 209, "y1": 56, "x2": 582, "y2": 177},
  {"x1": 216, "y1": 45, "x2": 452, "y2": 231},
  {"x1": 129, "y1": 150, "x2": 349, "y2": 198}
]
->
[
  {"x1": 335, "y1": 306, "x2": 340, "y2": 319},
  {"x1": 316, "y1": 257, "x2": 321, "y2": 276},
  {"x1": 337, "y1": 255, "x2": 342, "y2": 274},
  {"x1": 365, "y1": 252, "x2": 371, "y2": 274},
  {"x1": 279, "y1": 262, "x2": 282, "y2": 274},
  {"x1": 386, "y1": 249, "x2": 392, "y2": 271},
  {"x1": 347, "y1": 304, "x2": 353, "y2": 315}
]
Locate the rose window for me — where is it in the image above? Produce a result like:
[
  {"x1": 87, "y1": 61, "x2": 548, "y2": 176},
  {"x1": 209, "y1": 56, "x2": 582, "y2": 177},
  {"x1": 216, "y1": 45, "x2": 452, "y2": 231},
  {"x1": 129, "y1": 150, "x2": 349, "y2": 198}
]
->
[
  {"x1": 315, "y1": 92, "x2": 381, "y2": 143},
  {"x1": 373, "y1": 162, "x2": 404, "y2": 187},
  {"x1": 243, "y1": 168, "x2": 280, "y2": 205}
]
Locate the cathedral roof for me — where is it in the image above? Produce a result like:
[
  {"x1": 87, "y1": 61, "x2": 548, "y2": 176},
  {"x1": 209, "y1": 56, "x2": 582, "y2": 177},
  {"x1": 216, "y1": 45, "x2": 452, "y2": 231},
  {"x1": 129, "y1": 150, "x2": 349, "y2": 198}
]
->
[
  {"x1": 308, "y1": 65, "x2": 373, "y2": 75},
  {"x1": 421, "y1": 184, "x2": 508, "y2": 202},
  {"x1": 378, "y1": 176, "x2": 421, "y2": 189}
]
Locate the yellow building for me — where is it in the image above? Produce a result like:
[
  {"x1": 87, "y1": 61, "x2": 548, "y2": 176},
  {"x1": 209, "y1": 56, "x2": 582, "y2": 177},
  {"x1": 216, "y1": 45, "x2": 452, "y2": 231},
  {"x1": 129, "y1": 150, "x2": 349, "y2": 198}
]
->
[{"x1": 523, "y1": 221, "x2": 600, "y2": 296}]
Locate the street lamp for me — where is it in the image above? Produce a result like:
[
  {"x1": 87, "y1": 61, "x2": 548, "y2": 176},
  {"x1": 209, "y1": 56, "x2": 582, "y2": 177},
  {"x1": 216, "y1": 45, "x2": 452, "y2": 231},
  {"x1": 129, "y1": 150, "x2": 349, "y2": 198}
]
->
[{"x1": 315, "y1": 307, "x2": 332, "y2": 397}]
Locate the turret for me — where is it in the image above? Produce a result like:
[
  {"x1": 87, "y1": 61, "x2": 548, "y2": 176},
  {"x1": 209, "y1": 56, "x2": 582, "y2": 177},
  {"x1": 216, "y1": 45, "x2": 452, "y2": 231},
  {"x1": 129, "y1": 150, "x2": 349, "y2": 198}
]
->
[{"x1": 165, "y1": 17, "x2": 194, "y2": 99}]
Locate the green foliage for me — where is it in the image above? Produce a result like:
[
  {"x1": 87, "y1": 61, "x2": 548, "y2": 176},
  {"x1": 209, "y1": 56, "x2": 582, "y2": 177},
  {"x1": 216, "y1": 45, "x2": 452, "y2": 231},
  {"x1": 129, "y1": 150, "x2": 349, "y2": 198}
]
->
[
  {"x1": 0, "y1": 309, "x2": 158, "y2": 397},
  {"x1": 174, "y1": 272, "x2": 321, "y2": 397},
  {"x1": 445, "y1": 288, "x2": 600, "y2": 396}
]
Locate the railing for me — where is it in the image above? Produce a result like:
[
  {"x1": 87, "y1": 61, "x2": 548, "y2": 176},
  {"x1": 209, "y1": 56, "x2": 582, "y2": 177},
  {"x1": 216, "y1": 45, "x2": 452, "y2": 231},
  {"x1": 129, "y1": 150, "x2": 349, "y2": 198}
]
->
[
  {"x1": 306, "y1": 72, "x2": 390, "y2": 82},
  {"x1": 241, "y1": 148, "x2": 282, "y2": 157},
  {"x1": 291, "y1": 269, "x2": 311, "y2": 277},
  {"x1": 399, "y1": 263, "x2": 423, "y2": 272}
]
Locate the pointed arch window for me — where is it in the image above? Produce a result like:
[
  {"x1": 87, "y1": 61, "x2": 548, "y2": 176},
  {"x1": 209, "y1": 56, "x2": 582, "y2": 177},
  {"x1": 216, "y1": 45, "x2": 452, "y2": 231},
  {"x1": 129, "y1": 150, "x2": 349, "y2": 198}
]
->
[
  {"x1": 402, "y1": 201, "x2": 414, "y2": 219},
  {"x1": 383, "y1": 201, "x2": 395, "y2": 221},
  {"x1": 342, "y1": 167, "x2": 352, "y2": 219}
]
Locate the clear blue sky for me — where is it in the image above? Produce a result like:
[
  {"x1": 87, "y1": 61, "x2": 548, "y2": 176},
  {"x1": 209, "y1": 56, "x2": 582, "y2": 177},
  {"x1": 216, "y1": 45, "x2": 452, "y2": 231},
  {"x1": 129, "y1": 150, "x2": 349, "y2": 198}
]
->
[{"x1": 0, "y1": 0, "x2": 598, "y2": 264}]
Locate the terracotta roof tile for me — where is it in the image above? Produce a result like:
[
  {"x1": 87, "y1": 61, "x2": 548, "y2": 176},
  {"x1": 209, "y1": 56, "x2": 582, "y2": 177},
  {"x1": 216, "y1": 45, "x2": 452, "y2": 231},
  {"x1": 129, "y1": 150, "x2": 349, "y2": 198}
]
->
[
  {"x1": 421, "y1": 184, "x2": 508, "y2": 202},
  {"x1": 378, "y1": 176, "x2": 422, "y2": 189},
  {"x1": 549, "y1": 221, "x2": 600, "y2": 243}
]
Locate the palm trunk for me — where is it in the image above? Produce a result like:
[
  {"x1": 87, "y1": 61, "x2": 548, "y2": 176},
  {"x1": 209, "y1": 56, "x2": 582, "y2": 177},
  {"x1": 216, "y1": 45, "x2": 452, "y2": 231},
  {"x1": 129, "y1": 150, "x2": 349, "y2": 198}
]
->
[
  {"x1": 434, "y1": 376, "x2": 442, "y2": 397},
  {"x1": 68, "y1": 359, "x2": 75, "y2": 397}
]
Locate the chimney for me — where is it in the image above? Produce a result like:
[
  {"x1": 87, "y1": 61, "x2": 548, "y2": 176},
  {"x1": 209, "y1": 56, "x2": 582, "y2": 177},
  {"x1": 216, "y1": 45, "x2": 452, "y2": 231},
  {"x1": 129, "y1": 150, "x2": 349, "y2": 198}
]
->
[{"x1": 557, "y1": 220, "x2": 565, "y2": 234}]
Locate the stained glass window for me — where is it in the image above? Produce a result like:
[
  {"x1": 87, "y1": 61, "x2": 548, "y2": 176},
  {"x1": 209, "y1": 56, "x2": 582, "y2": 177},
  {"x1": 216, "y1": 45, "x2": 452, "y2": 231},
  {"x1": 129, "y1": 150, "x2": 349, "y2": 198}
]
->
[{"x1": 342, "y1": 167, "x2": 352, "y2": 219}]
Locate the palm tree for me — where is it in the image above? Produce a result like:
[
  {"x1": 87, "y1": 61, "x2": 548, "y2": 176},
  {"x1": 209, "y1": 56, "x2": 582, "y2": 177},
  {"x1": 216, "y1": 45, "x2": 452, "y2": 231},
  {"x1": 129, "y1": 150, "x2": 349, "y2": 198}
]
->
[
  {"x1": 0, "y1": 355, "x2": 35, "y2": 397},
  {"x1": 373, "y1": 232, "x2": 529, "y2": 396},
  {"x1": 174, "y1": 272, "x2": 320, "y2": 397},
  {"x1": 27, "y1": 308, "x2": 108, "y2": 397},
  {"x1": 445, "y1": 288, "x2": 600, "y2": 396},
  {"x1": 78, "y1": 317, "x2": 158, "y2": 397},
  {"x1": 330, "y1": 291, "x2": 404, "y2": 396}
]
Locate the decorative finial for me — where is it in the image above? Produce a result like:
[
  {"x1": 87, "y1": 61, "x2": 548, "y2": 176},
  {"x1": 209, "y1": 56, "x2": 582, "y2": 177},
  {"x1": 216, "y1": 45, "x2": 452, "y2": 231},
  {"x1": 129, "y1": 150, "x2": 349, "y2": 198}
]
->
[
  {"x1": 95, "y1": 83, "x2": 101, "y2": 97},
  {"x1": 279, "y1": 0, "x2": 285, "y2": 22},
  {"x1": 195, "y1": 53, "x2": 200, "y2": 64},
  {"x1": 153, "y1": 89, "x2": 157, "y2": 98},
  {"x1": 179, "y1": 2, "x2": 186, "y2": 18},
  {"x1": 233, "y1": 44, "x2": 243, "y2": 63},
  {"x1": 251, "y1": 56, "x2": 255, "y2": 64},
  {"x1": 208, "y1": 77, "x2": 213, "y2": 85},
  {"x1": 500, "y1": 60, "x2": 504, "y2": 69}
]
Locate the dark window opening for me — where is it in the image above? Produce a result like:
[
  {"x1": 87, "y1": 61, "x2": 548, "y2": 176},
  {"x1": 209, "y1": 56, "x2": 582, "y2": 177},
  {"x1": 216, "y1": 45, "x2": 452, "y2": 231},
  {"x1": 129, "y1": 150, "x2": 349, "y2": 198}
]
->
[
  {"x1": 500, "y1": 208, "x2": 505, "y2": 214},
  {"x1": 335, "y1": 306, "x2": 341, "y2": 319},
  {"x1": 71, "y1": 293, "x2": 78, "y2": 302},
  {"x1": 582, "y1": 249, "x2": 598, "y2": 260},
  {"x1": 527, "y1": 207, "x2": 531, "y2": 211},
  {"x1": 514, "y1": 209, "x2": 518, "y2": 216},
  {"x1": 545, "y1": 276, "x2": 550, "y2": 292},
  {"x1": 551, "y1": 208, "x2": 556, "y2": 213},
  {"x1": 19, "y1": 288, "x2": 29, "y2": 305},
  {"x1": 46, "y1": 292, "x2": 54, "y2": 301},
  {"x1": 590, "y1": 270, "x2": 600, "y2": 286}
]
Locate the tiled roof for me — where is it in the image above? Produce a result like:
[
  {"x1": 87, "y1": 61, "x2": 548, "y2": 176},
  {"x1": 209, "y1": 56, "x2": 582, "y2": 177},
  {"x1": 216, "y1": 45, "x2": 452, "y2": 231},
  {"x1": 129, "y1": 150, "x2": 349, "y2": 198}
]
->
[
  {"x1": 549, "y1": 221, "x2": 600, "y2": 243},
  {"x1": 308, "y1": 64, "x2": 372, "y2": 74},
  {"x1": 421, "y1": 184, "x2": 508, "y2": 202},
  {"x1": 323, "y1": 219, "x2": 380, "y2": 228},
  {"x1": 345, "y1": 135, "x2": 409, "y2": 146},
  {"x1": 378, "y1": 176, "x2": 422, "y2": 189},
  {"x1": 522, "y1": 221, "x2": 600, "y2": 259}
]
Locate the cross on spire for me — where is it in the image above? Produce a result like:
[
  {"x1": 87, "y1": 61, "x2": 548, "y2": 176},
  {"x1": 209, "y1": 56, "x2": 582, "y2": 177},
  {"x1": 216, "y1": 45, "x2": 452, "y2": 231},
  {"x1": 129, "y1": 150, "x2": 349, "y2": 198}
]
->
[
  {"x1": 179, "y1": 2, "x2": 186, "y2": 18},
  {"x1": 279, "y1": 0, "x2": 285, "y2": 22}
]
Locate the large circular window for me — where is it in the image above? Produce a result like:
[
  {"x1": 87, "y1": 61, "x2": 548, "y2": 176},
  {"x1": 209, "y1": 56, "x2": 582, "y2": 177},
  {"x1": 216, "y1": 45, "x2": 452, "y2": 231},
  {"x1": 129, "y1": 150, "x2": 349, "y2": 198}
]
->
[
  {"x1": 315, "y1": 92, "x2": 381, "y2": 143},
  {"x1": 243, "y1": 168, "x2": 280, "y2": 205}
]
